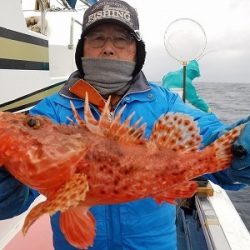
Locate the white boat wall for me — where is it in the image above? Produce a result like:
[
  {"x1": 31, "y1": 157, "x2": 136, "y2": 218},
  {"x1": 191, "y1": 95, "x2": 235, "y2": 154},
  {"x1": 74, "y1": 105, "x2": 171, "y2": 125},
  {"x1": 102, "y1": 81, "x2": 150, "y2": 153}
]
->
[
  {"x1": 0, "y1": 0, "x2": 86, "y2": 112},
  {"x1": 181, "y1": 182, "x2": 250, "y2": 250}
]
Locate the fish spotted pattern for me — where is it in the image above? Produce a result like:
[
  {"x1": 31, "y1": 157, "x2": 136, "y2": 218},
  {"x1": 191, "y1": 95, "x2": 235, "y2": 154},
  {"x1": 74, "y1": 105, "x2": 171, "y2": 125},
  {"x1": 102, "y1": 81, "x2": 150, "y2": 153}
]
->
[{"x1": 0, "y1": 97, "x2": 244, "y2": 249}]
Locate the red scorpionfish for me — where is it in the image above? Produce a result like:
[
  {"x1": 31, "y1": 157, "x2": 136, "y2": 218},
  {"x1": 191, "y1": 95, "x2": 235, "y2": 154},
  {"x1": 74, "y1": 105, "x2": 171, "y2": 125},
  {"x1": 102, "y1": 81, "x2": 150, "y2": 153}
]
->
[{"x1": 0, "y1": 96, "x2": 244, "y2": 249}]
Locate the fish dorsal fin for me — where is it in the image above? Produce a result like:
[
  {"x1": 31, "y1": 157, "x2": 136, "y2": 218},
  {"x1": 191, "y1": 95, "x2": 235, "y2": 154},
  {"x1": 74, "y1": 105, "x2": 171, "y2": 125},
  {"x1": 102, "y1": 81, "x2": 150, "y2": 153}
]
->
[
  {"x1": 82, "y1": 94, "x2": 112, "y2": 136},
  {"x1": 149, "y1": 113, "x2": 201, "y2": 152},
  {"x1": 83, "y1": 93, "x2": 98, "y2": 126},
  {"x1": 110, "y1": 108, "x2": 146, "y2": 144},
  {"x1": 79, "y1": 94, "x2": 146, "y2": 144},
  {"x1": 98, "y1": 95, "x2": 112, "y2": 129},
  {"x1": 97, "y1": 101, "x2": 146, "y2": 144},
  {"x1": 70, "y1": 100, "x2": 85, "y2": 125}
]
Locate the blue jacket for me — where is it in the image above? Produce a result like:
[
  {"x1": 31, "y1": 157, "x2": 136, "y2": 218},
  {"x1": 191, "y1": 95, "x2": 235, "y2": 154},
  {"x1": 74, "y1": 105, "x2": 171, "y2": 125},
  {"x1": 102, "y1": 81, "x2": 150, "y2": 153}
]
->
[{"x1": 27, "y1": 71, "x2": 242, "y2": 250}]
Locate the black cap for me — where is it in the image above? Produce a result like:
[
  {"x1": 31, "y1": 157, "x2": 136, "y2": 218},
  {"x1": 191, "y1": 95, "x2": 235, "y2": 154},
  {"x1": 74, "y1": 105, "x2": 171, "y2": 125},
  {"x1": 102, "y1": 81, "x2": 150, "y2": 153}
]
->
[
  {"x1": 75, "y1": 0, "x2": 146, "y2": 77},
  {"x1": 81, "y1": 0, "x2": 141, "y2": 40}
]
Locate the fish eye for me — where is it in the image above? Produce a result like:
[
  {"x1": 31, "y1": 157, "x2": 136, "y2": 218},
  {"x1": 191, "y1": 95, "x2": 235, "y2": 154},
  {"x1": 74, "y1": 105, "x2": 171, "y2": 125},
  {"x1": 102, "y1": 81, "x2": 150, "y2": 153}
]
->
[{"x1": 27, "y1": 118, "x2": 41, "y2": 129}]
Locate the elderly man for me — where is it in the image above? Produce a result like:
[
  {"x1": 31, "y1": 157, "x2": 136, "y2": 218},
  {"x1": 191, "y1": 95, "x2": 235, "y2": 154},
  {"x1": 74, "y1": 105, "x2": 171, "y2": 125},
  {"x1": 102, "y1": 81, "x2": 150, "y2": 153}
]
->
[{"x1": 1, "y1": 0, "x2": 250, "y2": 249}]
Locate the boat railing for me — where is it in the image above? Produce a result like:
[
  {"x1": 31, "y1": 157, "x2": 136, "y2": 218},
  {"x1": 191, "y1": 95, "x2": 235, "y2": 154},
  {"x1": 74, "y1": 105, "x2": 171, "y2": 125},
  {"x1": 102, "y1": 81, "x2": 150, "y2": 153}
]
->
[
  {"x1": 195, "y1": 182, "x2": 250, "y2": 249},
  {"x1": 68, "y1": 17, "x2": 82, "y2": 49},
  {"x1": 34, "y1": 0, "x2": 47, "y2": 35},
  {"x1": 23, "y1": 0, "x2": 48, "y2": 35}
]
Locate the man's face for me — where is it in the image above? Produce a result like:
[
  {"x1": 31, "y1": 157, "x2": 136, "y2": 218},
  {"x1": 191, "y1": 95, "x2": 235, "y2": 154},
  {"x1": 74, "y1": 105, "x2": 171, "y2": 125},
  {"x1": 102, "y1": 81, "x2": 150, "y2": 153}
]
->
[{"x1": 83, "y1": 23, "x2": 136, "y2": 62}]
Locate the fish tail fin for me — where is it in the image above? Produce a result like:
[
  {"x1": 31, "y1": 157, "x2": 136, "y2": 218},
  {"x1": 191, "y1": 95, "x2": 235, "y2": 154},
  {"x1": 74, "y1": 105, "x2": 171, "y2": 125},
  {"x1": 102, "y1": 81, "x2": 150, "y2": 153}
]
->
[
  {"x1": 60, "y1": 206, "x2": 96, "y2": 249},
  {"x1": 206, "y1": 124, "x2": 245, "y2": 172}
]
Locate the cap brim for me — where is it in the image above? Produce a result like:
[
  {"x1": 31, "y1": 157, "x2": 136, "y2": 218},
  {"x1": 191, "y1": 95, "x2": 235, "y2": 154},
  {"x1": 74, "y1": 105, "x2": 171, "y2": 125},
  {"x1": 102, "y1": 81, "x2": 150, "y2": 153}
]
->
[{"x1": 82, "y1": 19, "x2": 140, "y2": 40}]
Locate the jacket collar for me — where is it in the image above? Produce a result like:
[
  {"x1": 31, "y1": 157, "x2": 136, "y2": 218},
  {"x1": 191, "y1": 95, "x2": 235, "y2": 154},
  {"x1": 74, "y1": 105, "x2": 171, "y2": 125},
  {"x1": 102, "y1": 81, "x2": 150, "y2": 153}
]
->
[{"x1": 59, "y1": 70, "x2": 151, "y2": 110}]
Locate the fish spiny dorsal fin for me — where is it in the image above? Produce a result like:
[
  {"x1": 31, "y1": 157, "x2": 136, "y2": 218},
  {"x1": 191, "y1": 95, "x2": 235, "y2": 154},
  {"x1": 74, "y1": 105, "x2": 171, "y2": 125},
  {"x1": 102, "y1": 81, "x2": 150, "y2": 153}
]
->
[
  {"x1": 82, "y1": 93, "x2": 146, "y2": 144},
  {"x1": 82, "y1": 93, "x2": 101, "y2": 135},
  {"x1": 126, "y1": 121, "x2": 147, "y2": 143},
  {"x1": 206, "y1": 124, "x2": 245, "y2": 171},
  {"x1": 149, "y1": 113, "x2": 201, "y2": 152},
  {"x1": 70, "y1": 101, "x2": 84, "y2": 125},
  {"x1": 84, "y1": 95, "x2": 112, "y2": 136},
  {"x1": 115, "y1": 113, "x2": 146, "y2": 144},
  {"x1": 112, "y1": 111, "x2": 135, "y2": 139},
  {"x1": 84, "y1": 93, "x2": 98, "y2": 126},
  {"x1": 97, "y1": 104, "x2": 146, "y2": 144},
  {"x1": 98, "y1": 95, "x2": 112, "y2": 129},
  {"x1": 108, "y1": 104, "x2": 146, "y2": 143},
  {"x1": 109, "y1": 104, "x2": 127, "y2": 133}
]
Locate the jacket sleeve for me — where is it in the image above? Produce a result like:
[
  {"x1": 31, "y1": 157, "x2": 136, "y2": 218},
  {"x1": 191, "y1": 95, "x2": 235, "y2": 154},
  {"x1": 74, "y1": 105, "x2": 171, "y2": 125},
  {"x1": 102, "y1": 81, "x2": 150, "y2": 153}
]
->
[
  {"x1": 186, "y1": 80, "x2": 210, "y2": 112},
  {"x1": 29, "y1": 96, "x2": 60, "y2": 123},
  {"x1": 29, "y1": 94, "x2": 75, "y2": 125},
  {"x1": 167, "y1": 91, "x2": 245, "y2": 190},
  {"x1": 0, "y1": 168, "x2": 39, "y2": 220}
]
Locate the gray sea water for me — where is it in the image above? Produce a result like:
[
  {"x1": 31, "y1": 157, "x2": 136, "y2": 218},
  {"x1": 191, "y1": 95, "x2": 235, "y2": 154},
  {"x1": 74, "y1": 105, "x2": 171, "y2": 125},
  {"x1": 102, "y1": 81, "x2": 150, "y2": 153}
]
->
[{"x1": 196, "y1": 81, "x2": 250, "y2": 232}]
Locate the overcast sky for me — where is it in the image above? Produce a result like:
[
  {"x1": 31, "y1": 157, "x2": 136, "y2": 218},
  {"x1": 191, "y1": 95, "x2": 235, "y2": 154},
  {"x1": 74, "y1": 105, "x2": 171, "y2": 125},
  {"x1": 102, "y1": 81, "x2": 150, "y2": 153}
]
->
[
  {"x1": 23, "y1": 0, "x2": 250, "y2": 83},
  {"x1": 125, "y1": 0, "x2": 250, "y2": 83}
]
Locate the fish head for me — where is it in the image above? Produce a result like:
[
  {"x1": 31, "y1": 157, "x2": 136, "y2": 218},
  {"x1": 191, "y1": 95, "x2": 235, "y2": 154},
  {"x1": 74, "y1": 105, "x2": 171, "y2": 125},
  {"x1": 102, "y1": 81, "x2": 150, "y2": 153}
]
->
[{"x1": 0, "y1": 111, "x2": 88, "y2": 190}]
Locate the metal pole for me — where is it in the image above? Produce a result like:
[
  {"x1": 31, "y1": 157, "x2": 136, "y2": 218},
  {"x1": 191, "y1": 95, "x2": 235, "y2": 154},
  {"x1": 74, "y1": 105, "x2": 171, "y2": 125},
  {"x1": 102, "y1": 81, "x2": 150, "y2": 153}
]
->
[
  {"x1": 182, "y1": 61, "x2": 187, "y2": 102},
  {"x1": 68, "y1": 18, "x2": 82, "y2": 49},
  {"x1": 36, "y1": 0, "x2": 46, "y2": 35}
]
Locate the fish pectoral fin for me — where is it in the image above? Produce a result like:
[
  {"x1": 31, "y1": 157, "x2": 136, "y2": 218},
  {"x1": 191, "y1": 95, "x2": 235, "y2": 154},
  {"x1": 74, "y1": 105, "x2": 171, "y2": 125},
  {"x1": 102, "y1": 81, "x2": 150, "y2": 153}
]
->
[
  {"x1": 152, "y1": 181, "x2": 197, "y2": 204},
  {"x1": 22, "y1": 173, "x2": 89, "y2": 235},
  {"x1": 149, "y1": 113, "x2": 202, "y2": 152},
  {"x1": 60, "y1": 206, "x2": 96, "y2": 249}
]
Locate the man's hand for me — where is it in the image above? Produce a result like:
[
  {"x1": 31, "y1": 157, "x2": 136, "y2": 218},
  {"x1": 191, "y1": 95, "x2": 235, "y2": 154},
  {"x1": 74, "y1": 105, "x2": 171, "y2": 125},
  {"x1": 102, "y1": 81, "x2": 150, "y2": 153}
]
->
[
  {"x1": 230, "y1": 122, "x2": 250, "y2": 185},
  {"x1": 0, "y1": 168, "x2": 29, "y2": 219}
]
